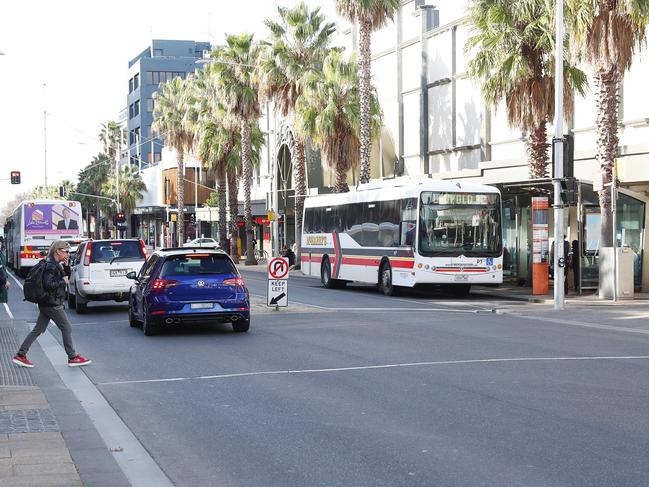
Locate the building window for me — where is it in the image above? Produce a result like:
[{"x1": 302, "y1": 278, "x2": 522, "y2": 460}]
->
[
  {"x1": 147, "y1": 152, "x2": 162, "y2": 163},
  {"x1": 134, "y1": 100, "x2": 140, "y2": 117},
  {"x1": 134, "y1": 73, "x2": 139, "y2": 90},
  {"x1": 153, "y1": 48, "x2": 163, "y2": 57},
  {"x1": 129, "y1": 131, "x2": 135, "y2": 145},
  {"x1": 128, "y1": 78, "x2": 133, "y2": 93},
  {"x1": 147, "y1": 71, "x2": 186, "y2": 86},
  {"x1": 147, "y1": 98, "x2": 155, "y2": 112},
  {"x1": 129, "y1": 104, "x2": 134, "y2": 119}
]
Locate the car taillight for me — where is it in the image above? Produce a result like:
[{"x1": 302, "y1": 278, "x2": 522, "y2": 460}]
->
[
  {"x1": 150, "y1": 279, "x2": 178, "y2": 291},
  {"x1": 139, "y1": 239, "x2": 148, "y2": 260},
  {"x1": 223, "y1": 277, "x2": 245, "y2": 287},
  {"x1": 83, "y1": 242, "x2": 93, "y2": 266}
]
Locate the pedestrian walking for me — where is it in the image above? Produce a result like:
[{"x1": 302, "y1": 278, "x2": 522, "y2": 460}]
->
[
  {"x1": 0, "y1": 246, "x2": 9, "y2": 304},
  {"x1": 13, "y1": 240, "x2": 91, "y2": 368}
]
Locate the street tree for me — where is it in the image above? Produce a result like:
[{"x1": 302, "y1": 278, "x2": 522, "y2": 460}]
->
[
  {"x1": 567, "y1": 0, "x2": 649, "y2": 247},
  {"x1": 211, "y1": 33, "x2": 261, "y2": 265},
  {"x1": 259, "y1": 1, "x2": 337, "y2": 265},
  {"x1": 336, "y1": 0, "x2": 399, "y2": 184},
  {"x1": 295, "y1": 50, "x2": 381, "y2": 192},
  {"x1": 99, "y1": 120, "x2": 123, "y2": 161},
  {"x1": 466, "y1": 0, "x2": 587, "y2": 179},
  {"x1": 77, "y1": 154, "x2": 111, "y2": 238},
  {"x1": 153, "y1": 76, "x2": 194, "y2": 245}
]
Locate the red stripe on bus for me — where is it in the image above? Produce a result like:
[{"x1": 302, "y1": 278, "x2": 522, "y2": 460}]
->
[
  {"x1": 435, "y1": 268, "x2": 486, "y2": 273},
  {"x1": 340, "y1": 257, "x2": 415, "y2": 269},
  {"x1": 301, "y1": 255, "x2": 323, "y2": 263}
]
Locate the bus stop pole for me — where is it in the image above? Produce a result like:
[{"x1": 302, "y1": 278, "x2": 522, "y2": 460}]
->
[{"x1": 553, "y1": 0, "x2": 565, "y2": 310}]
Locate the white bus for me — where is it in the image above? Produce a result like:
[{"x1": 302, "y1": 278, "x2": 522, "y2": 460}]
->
[
  {"x1": 5, "y1": 200, "x2": 83, "y2": 276},
  {"x1": 301, "y1": 179, "x2": 502, "y2": 295}
]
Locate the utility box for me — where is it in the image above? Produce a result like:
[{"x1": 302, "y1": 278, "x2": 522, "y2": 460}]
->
[{"x1": 599, "y1": 247, "x2": 634, "y2": 299}]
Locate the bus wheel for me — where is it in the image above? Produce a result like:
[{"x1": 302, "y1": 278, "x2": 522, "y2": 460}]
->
[
  {"x1": 321, "y1": 258, "x2": 335, "y2": 289},
  {"x1": 379, "y1": 262, "x2": 397, "y2": 296}
]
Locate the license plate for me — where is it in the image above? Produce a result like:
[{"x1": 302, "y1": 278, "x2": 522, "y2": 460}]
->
[
  {"x1": 191, "y1": 303, "x2": 213, "y2": 309},
  {"x1": 454, "y1": 274, "x2": 469, "y2": 282},
  {"x1": 110, "y1": 269, "x2": 128, "y2": 277}
]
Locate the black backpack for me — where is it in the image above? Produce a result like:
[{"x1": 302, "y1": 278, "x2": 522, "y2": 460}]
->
[{"x1": 23, "y1": 260, "x2": 49, "y2": 304}]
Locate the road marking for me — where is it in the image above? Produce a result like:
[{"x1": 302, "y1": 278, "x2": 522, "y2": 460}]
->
[
  {"x1": 99, "y1": 355, "x2": 649, "y2": 386},
  {"x1": 8, "y1": 270, "x2": 23, "y2": 289},
  {"x1": 3, "y1": 303, "x2": 13, "y2": 319},
  {"x1": 9, "y1": 269, "x2": 172, "y2": 486},
  {"x1": 508, "y1": 313, "x2": 649, "y2": 336}
]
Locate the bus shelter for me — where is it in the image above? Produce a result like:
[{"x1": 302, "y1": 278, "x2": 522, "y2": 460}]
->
[{"x1": 495, "y1": 179, "x2": 647, "y2": 293}]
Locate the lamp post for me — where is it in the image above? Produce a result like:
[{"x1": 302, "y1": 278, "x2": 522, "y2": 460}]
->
[{"x1": 553, "y1": 0, "x2": 565, "y2": 310}]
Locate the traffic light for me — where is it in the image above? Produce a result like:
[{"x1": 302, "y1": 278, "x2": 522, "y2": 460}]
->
[
  {"x1": 552, "y1": 134, "x2": 574, "y2": 178},
  {"x1": 116, "y1": 212, "x2": 126, "y2": 224},
  {"x1": 10, "y1": 171, "x2": 20, "y2": 184},
  {"x1": 59, "y1": 186, "x2": 65, "y2": 197},
  {"x1": 189, "y1": 213, "x2": 196, "y2": 225}
]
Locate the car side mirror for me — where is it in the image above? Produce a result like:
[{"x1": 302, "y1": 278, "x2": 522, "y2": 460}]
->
[{"x1": 126, "y1": 271, "x2": 138, "y2": 280}]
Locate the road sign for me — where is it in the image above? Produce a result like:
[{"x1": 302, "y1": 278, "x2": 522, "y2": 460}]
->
[
  {"x1": 268, "y1": 257, "x2": 289, "y2": 279},
  {"x1": 267, "y1": 279, "x2": 288, "y2": 307},
  {"x1": 267, "y1": 210, "x2": 275, "y2": 221}
]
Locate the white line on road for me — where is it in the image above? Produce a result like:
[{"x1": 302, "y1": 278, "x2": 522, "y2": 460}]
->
[
  {"x1": 508, "y1": 312, "x2": 649, "y2": 336},
  {"x1": 99, "y1": 355, "x2": 649, "y2": 386},
  {"x1": 8, "y1": 269, "x2": 173, "y2": 486},
  {"x1": 3, "y1": 303, "x2": 13, "y2": 319}
]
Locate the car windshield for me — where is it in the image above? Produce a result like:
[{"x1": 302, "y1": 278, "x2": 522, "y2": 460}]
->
[
  {"x1": 91, "y1": 241, "x2": 144, "y2": 263},
  {"x1": 419, "y1": 192, "x2": 502, "y2": 256},
  {"x1": 160, "y1": 254, "x2": 236, "y2": 277}
]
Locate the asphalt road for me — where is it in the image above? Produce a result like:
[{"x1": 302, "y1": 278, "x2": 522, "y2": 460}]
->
[{"x1": 5, "y1": 269, "x2": 649, "y2": 486}]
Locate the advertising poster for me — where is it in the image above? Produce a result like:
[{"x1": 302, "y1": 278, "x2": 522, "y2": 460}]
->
[
  {"x1": 531, "y1": 197, "x2": 549, "y2": 295},
  {"x1": 24, "y1": 202, "x2": 82, "y2": 235}
]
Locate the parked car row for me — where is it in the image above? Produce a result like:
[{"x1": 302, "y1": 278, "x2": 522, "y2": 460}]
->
[{"x1": 64, "y1": 239, "x2": 250, "y2": 336}]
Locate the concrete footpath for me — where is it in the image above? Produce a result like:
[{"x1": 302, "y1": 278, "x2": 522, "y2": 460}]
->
[{"x1": 0, "y1": 315, "x2": 129, "y2": 487}]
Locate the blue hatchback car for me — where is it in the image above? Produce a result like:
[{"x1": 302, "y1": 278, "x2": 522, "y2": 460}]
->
[{"x1": 127, "y1": 248, "x2": 250, "y2": 336}]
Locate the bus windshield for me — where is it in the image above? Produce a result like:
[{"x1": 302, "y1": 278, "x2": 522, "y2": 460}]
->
[{"x1": 418, "y1": 192, "x2": 501, "y2": 257}]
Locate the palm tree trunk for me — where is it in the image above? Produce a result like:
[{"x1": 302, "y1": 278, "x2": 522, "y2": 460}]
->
[
  {"x1": 176, "y1": 150, "x2": 185, "y2": 246},
  {"x1": 95, "y1": 205, "x2": 101, "y2": 239},
  {"x1": 217, "y1": 177, "x2": 228, "y2": 251},
  {"x1": 227, "y1": 169, "x2": 239, "y2": 264},
  {"x1": 293, "y1": 137, "x2": 307, "y2": 269},
  {"x1": 595, "y1": 68, "x2": 619, "y2": 248},
  {"x1": 526, "y1": 123, "x2": 548, "y2": 179},
  {"x1": 335, "y1": 165, "x2": 349, "y2": 193},
  {"x1": 241, "y1": 121, "x2": 257, "y2": 265},
  {"x1": 358, "y1": 18, "x2": 372, "y2": 185}
]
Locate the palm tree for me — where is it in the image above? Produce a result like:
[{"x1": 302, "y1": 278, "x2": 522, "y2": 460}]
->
[
  {"x1": 336, "y1": 0, "x2": 399, "y2": 184},
  {"x1": 567, "y1": 0, "x2": 649, "y2": 247},
  {"x1": 152, "y1": 76, "x2": 194, "y2": 245},
  {"x1": 227, "y1": 168, "x2": 240, "y2": 263},
  {"x1": 77, "y1": 154, "x2": 111, "y2": 238},
  {"x1": 103, "y1": 165, "x2": 146, "y2": 214},
  {"x1": 466, "y1": 0, "x2": 587, "y2": 178},
  {"x1": 211, "y1": 33, "x2": 261, "y2": 265},
  {"x1": 259, "y1": 2, "x2": 336, "y2": 264},
  {"x1": 295, "y1": 51, "x2": 381, "y2": 192},
  {"x1": 99, "y1": 120, "x2": 122, "y2": 160}
]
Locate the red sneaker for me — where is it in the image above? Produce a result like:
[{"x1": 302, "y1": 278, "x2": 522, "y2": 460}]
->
[
  {"x1": 68, "y1": 355, "x2": 92, "y2": 367},
  {"x1": 13, "y1": 355, "x2": 34, "y2": 368}
]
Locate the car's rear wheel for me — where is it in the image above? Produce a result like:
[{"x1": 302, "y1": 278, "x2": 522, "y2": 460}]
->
[
  {"x1": 75, "y1": 289, "x2": 87, "y2": 314},
  {"x1": 142, "y1": 306, "x2": 160, "y2": 336},
  {"x1": 232, "y1": 318, "x2": 250, "y2": 333}
]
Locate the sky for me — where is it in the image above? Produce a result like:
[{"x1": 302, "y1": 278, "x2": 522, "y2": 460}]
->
[{"x1": 0, "y1": 0, "x2": 340, "y2": 204}]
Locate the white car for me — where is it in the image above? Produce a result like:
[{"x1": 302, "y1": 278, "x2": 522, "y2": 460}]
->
[
  {"x1": 183, "y1": 238, "x2": 220, "y2": 249},
  {"x1": 67, "y1": 239, "x2": 148, "y2": 313}
]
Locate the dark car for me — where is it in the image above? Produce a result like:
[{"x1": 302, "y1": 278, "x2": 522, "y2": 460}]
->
[{"x1": 127, "y1": 248, "x2": 250, "y2": 336}]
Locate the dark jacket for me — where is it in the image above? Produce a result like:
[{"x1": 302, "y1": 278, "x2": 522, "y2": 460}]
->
[
  {"x1": 41, "y1": 257, "x2": 66, "y2": 307},
  {"x1": 0, "y1": 255, "x2": 7, "y2": 304}
]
